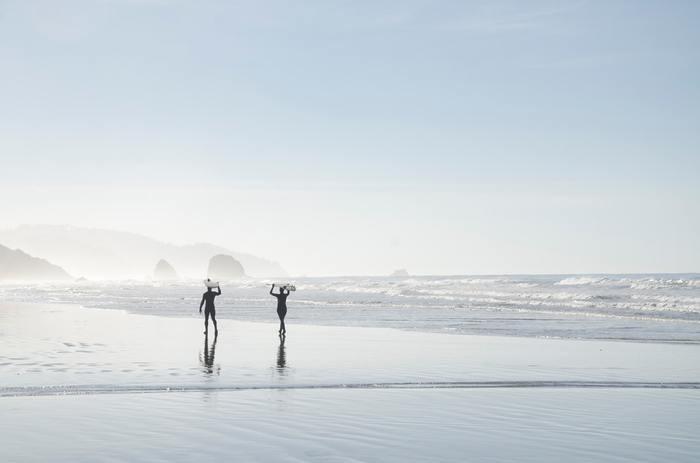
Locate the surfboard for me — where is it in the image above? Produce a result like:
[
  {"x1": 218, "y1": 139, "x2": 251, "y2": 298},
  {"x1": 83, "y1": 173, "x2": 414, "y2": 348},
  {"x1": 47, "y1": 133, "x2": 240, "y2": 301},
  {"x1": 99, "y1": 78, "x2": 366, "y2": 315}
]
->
[
  {"x1": 273, "y1": 283, "x2": 296, "y2": 291},
  {"x1": 203, "y1": 279, "x2": 220, "y2": 289}
]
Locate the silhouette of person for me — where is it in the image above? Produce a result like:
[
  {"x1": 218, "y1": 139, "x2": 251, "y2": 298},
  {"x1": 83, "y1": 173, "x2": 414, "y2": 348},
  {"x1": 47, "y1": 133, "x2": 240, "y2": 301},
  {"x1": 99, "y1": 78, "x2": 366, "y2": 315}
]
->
[
  {"x1": 200, "y1": 283, "x2": 221, "y2": 335},
  {"x1": 200, "y1": 332, "x2": 218, "y2": 375},
  {"x1": 270, "y1": 284, "x2": 290, "y2": 335}
]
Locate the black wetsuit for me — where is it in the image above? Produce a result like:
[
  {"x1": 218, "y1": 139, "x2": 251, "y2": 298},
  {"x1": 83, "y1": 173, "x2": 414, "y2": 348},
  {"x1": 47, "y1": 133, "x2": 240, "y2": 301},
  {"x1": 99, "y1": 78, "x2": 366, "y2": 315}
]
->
[
  {"x1": 200, "y1": 288, "x2": 221, "y2": 333},
  {"x1": 272, "y1": 290, "x2": 289, "y2": 333}
]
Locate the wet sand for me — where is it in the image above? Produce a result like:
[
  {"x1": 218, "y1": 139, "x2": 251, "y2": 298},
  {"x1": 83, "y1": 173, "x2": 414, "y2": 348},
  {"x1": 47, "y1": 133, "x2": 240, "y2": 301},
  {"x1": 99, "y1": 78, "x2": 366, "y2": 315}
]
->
[
  {"x1": 3, "y1": 388, "x2": 699, "y2": 462},
  {"x1": 1, "y1": 302, "x2": 699, "y2": 461}
]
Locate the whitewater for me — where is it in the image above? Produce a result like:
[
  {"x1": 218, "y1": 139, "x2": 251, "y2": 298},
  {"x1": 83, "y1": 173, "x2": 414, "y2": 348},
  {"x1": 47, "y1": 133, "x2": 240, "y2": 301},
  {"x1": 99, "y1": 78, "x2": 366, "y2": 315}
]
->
[{"x1": 2, "y1": 274, "x2": 699, "y2": 343}]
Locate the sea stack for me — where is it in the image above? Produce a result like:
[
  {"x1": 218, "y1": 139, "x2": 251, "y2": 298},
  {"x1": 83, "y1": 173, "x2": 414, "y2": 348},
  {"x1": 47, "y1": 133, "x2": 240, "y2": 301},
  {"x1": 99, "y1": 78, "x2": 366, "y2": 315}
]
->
[
  {"x1": 207, "y1": 254, "x2": 245, "y2": 280},
  {"x1": 390, "y1": 269, "x2": 410, "y2": 277},
  {"x1": 153, "y1": 259, "x2": 178, "y2": 280}
]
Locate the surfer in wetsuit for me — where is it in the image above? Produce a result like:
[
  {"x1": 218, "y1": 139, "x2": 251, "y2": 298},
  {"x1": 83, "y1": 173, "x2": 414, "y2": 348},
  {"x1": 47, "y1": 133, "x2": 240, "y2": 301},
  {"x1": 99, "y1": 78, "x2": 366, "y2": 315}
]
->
[
  {"x1": 199, "y1": 284, "x2": 221, "y2": 336},
  {"x1": 270, "y1": 284, "x2": 290, "y2": 335}
]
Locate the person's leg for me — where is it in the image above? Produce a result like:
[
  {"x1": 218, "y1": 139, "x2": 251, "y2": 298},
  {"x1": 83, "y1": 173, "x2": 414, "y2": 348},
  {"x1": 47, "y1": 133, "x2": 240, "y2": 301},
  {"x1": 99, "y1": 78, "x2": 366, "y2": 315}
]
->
[
  {"x1": 277, "y1": 310, "x2": 284, "y2": 334},
  {"x1": 280, "y1": 308, "x2": 287, "y2": 334},
  {"x1": 204, "y1": 309, "x2": 210, "y2": 334}
]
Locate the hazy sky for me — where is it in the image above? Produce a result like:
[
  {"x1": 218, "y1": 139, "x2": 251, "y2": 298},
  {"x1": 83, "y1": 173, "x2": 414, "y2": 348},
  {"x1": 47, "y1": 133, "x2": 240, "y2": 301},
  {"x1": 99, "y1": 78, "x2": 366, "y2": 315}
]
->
[{"x1": 1, "y1": 0, "x2": 698, "y2": 275}]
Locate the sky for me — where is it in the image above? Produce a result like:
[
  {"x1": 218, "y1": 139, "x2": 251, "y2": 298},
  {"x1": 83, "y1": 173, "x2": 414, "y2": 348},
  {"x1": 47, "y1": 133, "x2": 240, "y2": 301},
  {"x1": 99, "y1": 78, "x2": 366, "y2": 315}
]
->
[{"x1": 1, "y1": 0, "x2": 698, "y2": 276}]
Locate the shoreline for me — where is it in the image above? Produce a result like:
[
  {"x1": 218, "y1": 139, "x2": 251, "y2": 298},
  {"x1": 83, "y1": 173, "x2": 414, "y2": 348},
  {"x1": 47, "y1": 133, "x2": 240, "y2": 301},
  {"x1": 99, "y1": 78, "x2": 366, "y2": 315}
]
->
[
  {"x1": 5, "y1": 299, "x2": 700, "y2": 346},
  {"x1": 12, "y1": 302, "x2": 700, "y2": 346}
]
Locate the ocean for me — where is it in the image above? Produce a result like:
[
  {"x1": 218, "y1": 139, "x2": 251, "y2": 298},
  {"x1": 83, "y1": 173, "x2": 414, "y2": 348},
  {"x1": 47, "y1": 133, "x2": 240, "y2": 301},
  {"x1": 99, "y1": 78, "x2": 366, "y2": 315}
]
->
[{"x1": 2, "y1": 273, "x2": 699, "y2": 343}]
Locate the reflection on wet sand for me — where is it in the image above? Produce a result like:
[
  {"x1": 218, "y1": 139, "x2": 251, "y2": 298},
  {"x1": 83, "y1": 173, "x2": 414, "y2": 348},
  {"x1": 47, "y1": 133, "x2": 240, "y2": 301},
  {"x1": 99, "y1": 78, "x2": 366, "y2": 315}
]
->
[
  {"x1": 276, "y1": 335, "x2": 286, "y2": 372},
  {"x1": 199, "y1": 333, "x2": 219, "y2": 375}
]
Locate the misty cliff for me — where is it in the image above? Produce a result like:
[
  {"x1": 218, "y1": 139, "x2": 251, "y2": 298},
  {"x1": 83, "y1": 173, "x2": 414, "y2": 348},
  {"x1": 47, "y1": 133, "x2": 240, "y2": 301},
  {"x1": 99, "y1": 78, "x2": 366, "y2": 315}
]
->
[
  {"x1": 0, "y1": 225, "x2": 286, "y2": 280},
  {"x1": 0, "y1": 244, "x2": 72, "y2": 281}
]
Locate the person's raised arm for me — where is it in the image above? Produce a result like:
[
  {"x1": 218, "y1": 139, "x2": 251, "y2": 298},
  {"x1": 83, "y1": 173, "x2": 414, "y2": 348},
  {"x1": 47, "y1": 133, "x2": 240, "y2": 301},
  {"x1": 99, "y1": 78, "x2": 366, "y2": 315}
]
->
[
  {"x1": 270, "y1": 284, "x2": 276, "y2": 296},
  {"x1": 216, "y1": 285, "x2": 222, "y2": 296},
  {"x1": 199, "y1": 294, "x2": 205, "y2": 313}
]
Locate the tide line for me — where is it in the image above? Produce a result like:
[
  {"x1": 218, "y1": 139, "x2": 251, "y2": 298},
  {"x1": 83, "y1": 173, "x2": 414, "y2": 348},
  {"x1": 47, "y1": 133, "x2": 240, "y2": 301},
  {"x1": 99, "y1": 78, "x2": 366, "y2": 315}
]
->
[{"x1": 2, "y1": 380, "x2": 700, "y2": 398}]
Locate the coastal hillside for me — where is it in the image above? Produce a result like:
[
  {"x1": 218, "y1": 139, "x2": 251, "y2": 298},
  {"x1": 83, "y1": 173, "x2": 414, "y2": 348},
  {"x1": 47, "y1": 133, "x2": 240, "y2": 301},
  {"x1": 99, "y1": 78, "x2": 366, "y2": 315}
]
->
[
  {"x1": 0, "y1": 244, "x2": 72, "y2": 281},
  {"x1": 0, "y1": 225, "x2": 286, "y2": 279}
]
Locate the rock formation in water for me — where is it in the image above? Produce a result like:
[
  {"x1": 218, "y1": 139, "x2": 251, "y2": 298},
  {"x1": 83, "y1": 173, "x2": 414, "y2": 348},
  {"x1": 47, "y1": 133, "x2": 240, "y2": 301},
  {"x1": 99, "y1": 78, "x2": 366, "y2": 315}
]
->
[
  {"x1": 153, "y1": 259, "x2": 178, "y2": 280},
  {"x1": 207, "y1": 254, "x2": 245, "y2": 280},
  {"x1": 390, "y1": 269, "x2": 410, "y2": 277},
  {"x1": 0, "y1": 244, "x2": 72, "y2": 281}
]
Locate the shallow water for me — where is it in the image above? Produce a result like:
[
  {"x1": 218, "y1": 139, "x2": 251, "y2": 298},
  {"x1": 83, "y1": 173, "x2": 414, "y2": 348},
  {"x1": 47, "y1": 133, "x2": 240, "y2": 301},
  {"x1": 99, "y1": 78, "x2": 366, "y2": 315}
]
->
[
  {"x1": 2, "y1": 303, "x2": 699, "y2": 396},
  {"x1": 2, "y1": 273, "x2": 699, "y2": 342}
]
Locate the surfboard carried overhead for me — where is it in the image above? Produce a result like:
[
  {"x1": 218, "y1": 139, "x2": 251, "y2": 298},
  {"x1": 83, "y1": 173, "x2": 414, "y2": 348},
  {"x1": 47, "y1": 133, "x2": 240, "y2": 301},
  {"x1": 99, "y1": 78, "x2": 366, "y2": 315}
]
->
[{"x1": 273, "y1": 283, "x2": 296, "y2": 291}]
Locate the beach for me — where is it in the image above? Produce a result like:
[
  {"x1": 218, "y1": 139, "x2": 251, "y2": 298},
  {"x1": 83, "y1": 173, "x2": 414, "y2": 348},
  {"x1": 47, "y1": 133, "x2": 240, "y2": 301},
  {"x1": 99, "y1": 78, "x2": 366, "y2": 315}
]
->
[
  {"x1": 1, "y1": 302, "x2": 699, "y2": 461},
  {"x1": 4, "y1": 0, "x2": 698, "y2": 459}
]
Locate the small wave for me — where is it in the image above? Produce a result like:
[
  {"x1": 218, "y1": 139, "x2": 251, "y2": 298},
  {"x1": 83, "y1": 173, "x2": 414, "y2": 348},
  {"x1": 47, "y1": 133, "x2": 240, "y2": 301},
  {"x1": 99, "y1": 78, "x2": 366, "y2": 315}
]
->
[
  {"x1": 555, "y1": 277, "x2": 610, "y2": 286},
  {"x1": 3, "y1": 381, "x2": 699, "y2": 398},
  {"x1": 629, "y1": 278, "x2": 700, "y2": 290},
  {"x1": 554, "y1": 276, "x2": 700, "y2": 290}
]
